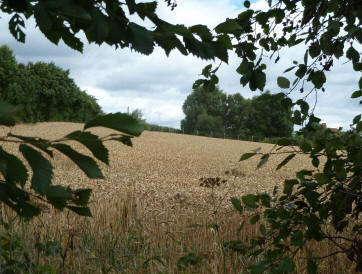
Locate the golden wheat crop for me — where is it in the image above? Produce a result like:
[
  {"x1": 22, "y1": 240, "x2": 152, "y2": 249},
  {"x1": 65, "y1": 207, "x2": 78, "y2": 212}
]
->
[
  {"x1": 1, "y1": 122, "x2": 354, "y2": 273},
  {"x1": 6, "y1": 122, "x2": 311, "y2": 207}
]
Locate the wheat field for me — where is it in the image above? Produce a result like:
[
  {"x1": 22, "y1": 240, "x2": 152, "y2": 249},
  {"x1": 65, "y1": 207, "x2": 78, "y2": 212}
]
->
[{"x1": 0, "y1": 122, "x2": 354, "y2": 273}]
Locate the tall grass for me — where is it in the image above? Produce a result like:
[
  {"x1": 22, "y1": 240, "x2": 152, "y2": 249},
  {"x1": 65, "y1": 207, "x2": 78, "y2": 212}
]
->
[{"x1": 0, "y1": 189, "x2": 355, "y2": 273}]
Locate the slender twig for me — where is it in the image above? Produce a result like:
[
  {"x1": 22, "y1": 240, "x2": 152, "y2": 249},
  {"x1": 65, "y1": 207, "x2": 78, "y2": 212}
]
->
[
  {"x1": 325, "y1": 235, "x2": 355, "y2": 243},
  {"x1": 300, "y1": 250, "x2": 345, "y2": 260}
]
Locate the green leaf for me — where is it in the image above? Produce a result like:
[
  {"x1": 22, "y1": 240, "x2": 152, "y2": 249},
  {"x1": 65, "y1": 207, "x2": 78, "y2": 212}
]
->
[
  {"x1": 277, "y1": 258, "x2": 294, "y2": 273},
  {"x1": 110, "y1": 135, "x2": 133, "y2": 147},
  {"x1": 9, "y1": 14, "x2": 25, "y2": 43},
  {"x1": 314, "y1": 173, "x2": 328, "y2": 185},
  {"x1": 238, "y1": 9, "x2": 254, "y2": 21},
  {"x1": 291, "y1": 230, "x2": 303, "y2": 247},
  {"x1": 193, "y1": 79, "x2": 206, "y2": 89},
  {"x1": 346, "y1": 46, "x2": 359, "y2": 63},
  {"x1": 312, "y1": 157, "x2": 319, "y2": 168},
  {"x1": 217, "y1": 34, "x2": 232, "y2": 50},
  {"x1": 240, "y1": 152, "x2": 256, "y2": 161},
  {"x1": 125, "y1": 0, "x2": 136, "y2": 14},
  {"x1": 281, "y1": 97, "x2": 293, "y2": 110},
  {"x1": 5, "y1": 0, "x2": 28, "y2": 12},
  {"x1": 311, "y1": 70, "x2": 326, "y2": 89},
  {"x1": 154, "y1": 32, "x2": 186, "y2": 56},
  {"x1": 260, "y1": 193, "x2": 271, "y2": 207},
  {"x1": 135, "y1": 2, "x2": 157, "y2": 20},
  {"x1": 86, "y1": 10, "x2": 109, "y2": 44},
  {"x1": 61, "y1": 29, "x2": 83, "y2": 52},
  {"x1": 296, "y1": 99, "x2": 309, "y2": 115},
  {"x1": 18, "y1": 201, "x2": 41, "y2": 218},
  {"x1": 236, "y1": 60, "x2": 253, "y2": 75},
  {"x1": 309, "y1": 42, "x2": 320, "y2": 58},
  {"x1": 353, "y1": 62, "x2": 362, "y2": 71},
  {"x1": 34, "y1": 1, "x2": 53, "y2": 30},
  {"x1": 84, "y1": 113, "x2": 144, "y2": 136},
  {"x1": 201, "y1": 64, "x2": 213, "y2": 77},
  {"x1": 215, "y1": 19, "x2": 242, "y2": 35},
  {"x1": 351, "y1": 90, "x2": 362, "y2": 98},
  {"x1": 250, "y1": 214, "x2": 260, "y2": 224},
  {"x1": 357, "y1": 121, "x2": 362, "y2": 132},
  {"x1": 257, "y1": 154, "x2": 269, "y2": 169},
  {"x1": 353, "y1": 114, "x2": 361, "y2": 124},
  {"x1": 292, "y1": 110, "x2": 302, "y2": 125},
  {"x1": 60, "y1": 3, "x2": 92, "y2": 21},
  {"x1": 72, "y1": 189, "x2": 92, "y2": 206},
  {"x1": 307, "y1": 259, "x2": 317, "y2": 274},
  {"x1": 276, "y1": 154, "x2": 296, "y2": 170},
  {"x1": 231, "y1": 197, "x2": 243, "y2": 214},
  {"x1": 42, "y1": 27, "x2": 62, "y2": 44},
  {"x1": 19, "y1": 144, "x2": 53, "y2": 196},
  {"x1": 189, "y1": 24, "x2": 213, "y2": 41},
  {"x1": 304, "y1": 50, "x2": 308, "y2": 65},
  {"x1": 283, "y1": 66, "x2": 296, "y2": 73},
  {"x1": 127, "y1": 22, "x2": 154, "y2": 55},
  {"x1": 46, "y1": 185, "x2": 73, "y2": 209},
  {"x1": 212, "y1": 41, "x2": 229, "y2": 63},
  {"x1": 334, "y1": 41, "x2": 344, "y2": 59},
  {"x1": 283, "y1": 179, "x2": 298, "y2": 195},
  {"x1": 260, "y1": 224, "x2": 266, "y2": 235},
  {"x1": 8, "y1": 133, "x2": 53, "y2": 157},
  {"x1": 183, "y1": 36, "x2": 214, "y2": 60},
  {"x1": 242, "y1": 194, "x2": 259, "y2": 209},
  {"x1": 359, "y1": 77, "x2": 362, "y2": 89},
  {"x1": 277, "y1": 138, "x2": 291, "y2": 146},
  {"x1": 244, "y1": 1, "x2": 250, "y2": 8},
  {"x1": 66, "y1": 206, "x2": 92, "y2": 217},
  {"x1": 250, "y1": 260, "x2": 268, "y2": 273},
  {"x1": 0, "y1": 147, "x2": 28, "y2": 186},
  {"x1": 250, "y1": 69, "x2": 266, "y2": 91},
  {"x1": 65, "y1": 131, "x2": 109, "y2": 164},
  {"x1": 295, "y1": 64, "x2": 307, "y2": 78},
  {"x1": 277, "y1": 76, "x2": 290, "y2": 88},
  {"x1": 52, "y1": 144, "x2": 104, "y2": 179}
]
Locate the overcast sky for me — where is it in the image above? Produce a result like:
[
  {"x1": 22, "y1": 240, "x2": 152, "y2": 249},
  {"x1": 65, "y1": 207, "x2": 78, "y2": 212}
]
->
[{"x1": 0, "y1": 0, "x2": 360, "y2": 130}]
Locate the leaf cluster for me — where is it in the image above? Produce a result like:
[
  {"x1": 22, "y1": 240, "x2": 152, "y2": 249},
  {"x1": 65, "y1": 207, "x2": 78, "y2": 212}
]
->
[
  {"x1": 237, "y1": 116, "x2": 362, "y2": 272},
  {"x1": 1, "y1": 0, "x2": 230, "y2": 61},
  {"x1": 0, "y1": 107, "x2": 143, "y2": 218}
]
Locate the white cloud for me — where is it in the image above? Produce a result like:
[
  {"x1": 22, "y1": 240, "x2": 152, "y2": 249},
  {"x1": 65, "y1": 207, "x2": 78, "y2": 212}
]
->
[{"x1": 0, "y1": 0, "x2": 360, "y2": 129}]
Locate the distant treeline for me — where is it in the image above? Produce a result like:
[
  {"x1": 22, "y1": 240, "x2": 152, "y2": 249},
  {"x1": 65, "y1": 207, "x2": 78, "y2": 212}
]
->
[
  {"x1": 128, "y1": 109, "x2": 182, "y2": 133},
  {"x1": 145, "y1": 124, "x2": 182, "y2": 133},
  {"x1": 128, "y1": 86, "x2": 294, "y2": 141},
  {"x1": 0, "y1": 45, "x2": 102, "y2": 123},
  {"x1": 181, "y1": 86, "x2": 294, "y2": 139}
]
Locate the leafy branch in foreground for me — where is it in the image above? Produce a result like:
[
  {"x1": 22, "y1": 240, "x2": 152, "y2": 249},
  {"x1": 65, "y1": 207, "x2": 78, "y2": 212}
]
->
[
  {"x1": 0, "y1": 102, "x2": 143, "y2": 218},
  {"x1": 188, "y1": 0, "x2": 361, "y2": 271},
  {"x1": 234, "y1": 117, "x2": 361, "y2": 272}
]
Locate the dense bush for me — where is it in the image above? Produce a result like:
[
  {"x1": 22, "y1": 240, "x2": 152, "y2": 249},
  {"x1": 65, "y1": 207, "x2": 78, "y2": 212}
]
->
[
  {"x1": 0, "y1": 45, "x2": 102, "y2": 123},
  {"x1": 182, "y1": 87, "x2": 293, "y2": 139}
]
